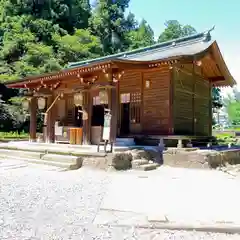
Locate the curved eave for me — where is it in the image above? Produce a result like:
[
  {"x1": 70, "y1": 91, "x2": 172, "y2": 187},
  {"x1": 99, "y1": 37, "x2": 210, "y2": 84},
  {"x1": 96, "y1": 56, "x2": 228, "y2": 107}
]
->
[
  {"x1": 4, "y1": 57, "x2": 182, "y2": 88},
  {"x1": 5, "y1": 41, "x2": 234, "y2": 89},
  {"x1": 210, "y1": 41, "x2": 236, "y2": 87}
]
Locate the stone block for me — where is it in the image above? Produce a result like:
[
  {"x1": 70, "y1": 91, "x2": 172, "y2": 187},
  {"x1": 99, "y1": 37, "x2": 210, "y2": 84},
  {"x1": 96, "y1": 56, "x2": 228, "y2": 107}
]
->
[
  {"x1": 41, "y1": 154, "x2": 83, "y2": 165},
  {"x1": 132, "y1": 159, "x2": 149, "y2": 168},
  {"x1": 129, "y1": 149, "x2": 160, "y2": 162},
  {"x1": 110, "y1": 152, "x2": 132, "y2": 170},
  {"x1": 138, "y1": 163, "x2": 158, "y2": 171}
]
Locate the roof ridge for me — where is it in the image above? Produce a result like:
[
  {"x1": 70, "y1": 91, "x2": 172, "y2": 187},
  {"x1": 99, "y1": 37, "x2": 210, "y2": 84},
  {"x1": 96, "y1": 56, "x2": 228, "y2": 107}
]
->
[
  {"x1": 68, "y1": 27, "x2": 214, "y2": 68},
  {"x1": 122, "y1": 37, "x2": 206, "y2": 59}
]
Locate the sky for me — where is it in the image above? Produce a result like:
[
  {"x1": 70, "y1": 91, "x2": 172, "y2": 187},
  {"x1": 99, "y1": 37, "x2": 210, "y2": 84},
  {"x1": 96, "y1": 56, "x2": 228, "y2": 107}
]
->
[{"x1": 127, "y1": 0, "x2": 240, "y2": 94}]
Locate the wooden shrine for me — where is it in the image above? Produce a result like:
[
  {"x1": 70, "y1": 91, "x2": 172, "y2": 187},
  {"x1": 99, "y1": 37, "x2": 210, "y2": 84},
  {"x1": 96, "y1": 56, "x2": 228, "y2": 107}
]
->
[{"x1": 5, "y1": 29, "x2": 235, "y2": 145}]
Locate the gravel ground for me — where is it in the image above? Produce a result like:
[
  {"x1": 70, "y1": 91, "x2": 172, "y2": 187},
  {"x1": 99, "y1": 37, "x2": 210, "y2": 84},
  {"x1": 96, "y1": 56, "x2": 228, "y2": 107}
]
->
[{"x1": 0, "y1": 160, "x2": 240, "y2": 239}]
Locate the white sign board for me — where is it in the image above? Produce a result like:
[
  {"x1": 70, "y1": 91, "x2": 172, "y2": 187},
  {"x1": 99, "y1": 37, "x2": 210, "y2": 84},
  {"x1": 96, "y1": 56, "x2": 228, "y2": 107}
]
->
[
  {"x1": 102, "y1": 127, "x2": 110, "y2": 141},
  {"x1": 102, "y1": 113, "x2": 111, "y2": 141},
  {"x1": 55, "y1": 122, "x2": 63, "y2": 136}
]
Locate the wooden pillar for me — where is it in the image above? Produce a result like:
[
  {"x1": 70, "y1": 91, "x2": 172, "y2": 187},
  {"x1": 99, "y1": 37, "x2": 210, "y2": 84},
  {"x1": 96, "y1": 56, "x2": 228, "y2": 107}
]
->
[
  {"x1": 168, "y1": 68, "x2": 174, "y2": 134},
  {"x1": 29, "y1": 97, "x2": 37, "y2": 142},
  {"x1": 45, "y1": 95, "x2": 55, "y2": 143},
  {"x1": 108, "y1": 86, "x2": 118, "y2": 143},
  {"x1": 209, "y1": 80, "x2": 213, "y2": 136},
  {"x1": 192, "y1": 63, "x2": 196, "y2": 136},
  {"x1": 82, "y1": 91, "x2": 92, "y2": 145}
]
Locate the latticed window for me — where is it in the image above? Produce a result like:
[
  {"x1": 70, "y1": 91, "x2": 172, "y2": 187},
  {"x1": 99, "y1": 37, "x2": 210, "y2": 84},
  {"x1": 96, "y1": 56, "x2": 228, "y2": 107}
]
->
[
  {"x1": 120, "y1": 93, "x2": 130, "y2": 103},
  {"x1": 130, "y1": 92, "x2": 141, "y2": 124}
]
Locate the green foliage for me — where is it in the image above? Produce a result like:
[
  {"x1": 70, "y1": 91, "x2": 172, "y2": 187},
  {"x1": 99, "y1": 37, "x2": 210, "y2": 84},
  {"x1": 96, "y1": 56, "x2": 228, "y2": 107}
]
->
[
  {"x1": 0, "y1": 1, "x2": 99, "y2": 131},
  {"x1": 212, "y1": 87, "x2": 223, "y2": 109},
  {"x1": 0, "y1": 131, "x2": 28, "y2": 139},
  {"x1": 53, "y1": 29, "x2": 102, "y2": 65},
  {"x1": 89, "y1": 0, "x2": 131, "y2": 54},
  {"x1": 227, "y1": 101, "x2": 240, "y2": 125},
  {"x1": 158, "y1": 20, "x2": 197, "y2": 42},
  {"x1": 126, "y1": 19, "x2": 155, "y2": 50},
  {"x1": 3, "y1": 0, "x2": 91, "y2": 33}
]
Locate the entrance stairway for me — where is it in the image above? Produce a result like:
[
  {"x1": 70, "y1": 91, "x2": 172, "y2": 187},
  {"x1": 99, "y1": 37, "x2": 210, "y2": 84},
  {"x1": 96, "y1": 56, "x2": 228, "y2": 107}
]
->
[
  {"x1": 0, "y1": 142, "x2": 107, "y2": 171},
  {"x1": 0, "y1": 141, "x2": 161, "y2": 171}
]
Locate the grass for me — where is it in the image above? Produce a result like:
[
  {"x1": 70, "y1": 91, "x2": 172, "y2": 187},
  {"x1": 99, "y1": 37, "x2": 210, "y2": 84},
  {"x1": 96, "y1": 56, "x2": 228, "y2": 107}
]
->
[
  {"x1": 215, "y1": 133, "x2": 235, "y2": 138},
  {"x1": 224, "y1": 128, "x2": 240, "y2": 131},
  {"x1": 0, "y1": 131, "x2": 29, "y2": 140}
]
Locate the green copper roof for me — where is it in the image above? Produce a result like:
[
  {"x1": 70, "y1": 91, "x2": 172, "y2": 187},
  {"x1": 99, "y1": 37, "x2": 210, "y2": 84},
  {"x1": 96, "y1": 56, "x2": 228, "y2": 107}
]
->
[{"x1": 68, "y1": 27, "x2": 215, "y2": 69}]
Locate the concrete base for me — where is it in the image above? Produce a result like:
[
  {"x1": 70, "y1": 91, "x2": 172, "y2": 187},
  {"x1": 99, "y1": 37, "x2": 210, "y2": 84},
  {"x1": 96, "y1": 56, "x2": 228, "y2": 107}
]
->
[
  {"x1": 94, "y1": 209, "x2": 240, "y2": 234},
  {"x1": 98, "y1": 168, "x2": 240, "y2": 230},
  {"x1": 163, "y1": 148, "x2": 240, "y2": 169}
]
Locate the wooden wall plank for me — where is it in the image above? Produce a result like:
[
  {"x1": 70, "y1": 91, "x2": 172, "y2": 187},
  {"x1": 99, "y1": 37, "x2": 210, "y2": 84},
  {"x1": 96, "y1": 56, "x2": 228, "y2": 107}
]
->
[
  {"x1": 173, "y1": 65, "x2": 211, "y2": 136},
  {"x1": 142, "y1": 67, "x2": 171, "y2": 135}
]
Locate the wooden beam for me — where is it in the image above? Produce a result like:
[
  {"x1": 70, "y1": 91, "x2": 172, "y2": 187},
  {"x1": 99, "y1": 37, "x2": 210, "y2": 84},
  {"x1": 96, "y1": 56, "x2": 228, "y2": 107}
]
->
[{"x1": 209, "y1": 76, "x2": 225, "y2": 81}]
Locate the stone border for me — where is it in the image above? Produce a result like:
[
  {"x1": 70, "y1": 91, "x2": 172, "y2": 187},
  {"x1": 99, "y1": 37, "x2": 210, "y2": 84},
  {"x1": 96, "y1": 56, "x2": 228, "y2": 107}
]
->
[{"x1": 94, "y1": 209, "x2": 240, "y2": 234}]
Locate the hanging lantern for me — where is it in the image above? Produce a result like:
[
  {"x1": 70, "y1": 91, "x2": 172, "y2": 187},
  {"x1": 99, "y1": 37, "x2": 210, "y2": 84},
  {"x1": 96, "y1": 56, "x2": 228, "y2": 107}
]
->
[
  {"x1": 37, "y1": 97, "x2": 46, "y2": 110},
  {"x1": 22, "y1": 98, "x2": 30, "y2": 110},
  {"x1": 74, "y1": 92, "x2": 83, "y2": 106},
  {"x1": 99, "y1": 90, "x2": 108, "y2": 104}
]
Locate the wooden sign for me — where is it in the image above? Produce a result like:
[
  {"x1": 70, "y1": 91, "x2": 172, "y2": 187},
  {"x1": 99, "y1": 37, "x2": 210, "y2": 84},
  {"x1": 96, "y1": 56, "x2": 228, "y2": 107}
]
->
[{"x1": 102, "y1": 113, "x2": 111, "y2": 141}]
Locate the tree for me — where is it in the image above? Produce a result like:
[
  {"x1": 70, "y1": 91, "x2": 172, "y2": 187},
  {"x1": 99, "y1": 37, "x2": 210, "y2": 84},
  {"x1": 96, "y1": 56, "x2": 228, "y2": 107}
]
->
[
  {"x1": 158, "y1": 20, "x2": 196, "y2": 42},
  {"x1": 53, "y1": 29, "x2": 102, "y2": 66},
  {"x1": 223, "y1": 88, "x2": 240, "y2": 126},
  {"x1": 2, "y1": 0, "x2": 91, "y2": 34},
  {"x1": 126, "y1": 19, "x2": 155, "y2": 50},
  {"x1": 89, "y1": 0, "x2": 132, "y2": 54},
  {"x1": 0, "y1": 1, "x2": 100, "y2": 131},
  {"x1": 212, "y1": 87, "x2": 223, "y2": 109},
  {"x1": 227, "y1": 101, "x2": 240, "y2": 125}
]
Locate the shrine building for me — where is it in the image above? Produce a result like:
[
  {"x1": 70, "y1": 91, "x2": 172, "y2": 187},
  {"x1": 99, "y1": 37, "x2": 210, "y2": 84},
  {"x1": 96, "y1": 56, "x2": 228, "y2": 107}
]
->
[{"x1": 5, "y1": 29, "x2": 235, "y2": 145}]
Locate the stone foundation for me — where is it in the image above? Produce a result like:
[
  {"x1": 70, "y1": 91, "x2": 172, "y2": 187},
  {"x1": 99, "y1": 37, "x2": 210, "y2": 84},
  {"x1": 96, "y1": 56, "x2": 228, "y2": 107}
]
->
[
  {"x1": 44, "y1": 147, "x2": 240, "y2": 171},
  {"x1": 163, "y1": 148, "x2": 240, "y2": 169}
]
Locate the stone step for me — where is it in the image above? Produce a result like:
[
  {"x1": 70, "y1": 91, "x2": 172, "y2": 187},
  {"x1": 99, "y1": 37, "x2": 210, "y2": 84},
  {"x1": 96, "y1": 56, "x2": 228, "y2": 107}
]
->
[
  {"x1": 0, "y1": 150, "x2": 83, "y2": 165},
  {"x1": 0, "y1": 144, "x2": 107, "y2": 157},
  {"x1": 0, "y1": 155, "x2": 79, "y2": 170},
  {"x1": 138, "y1": 163, "x2": 159, "y2": 171},
  {"x1": 0, "y1": 149, "x2": 43, "y2": 159},
  {"x1": 22, "y1": 158, "x2": 79, "y2": 170},
  {"x1": 0, "y1": 150, "x2": 83, "y2": 170},
  {"x1": 41, "y1": 154, "x2": 83, "y2": 165}
]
